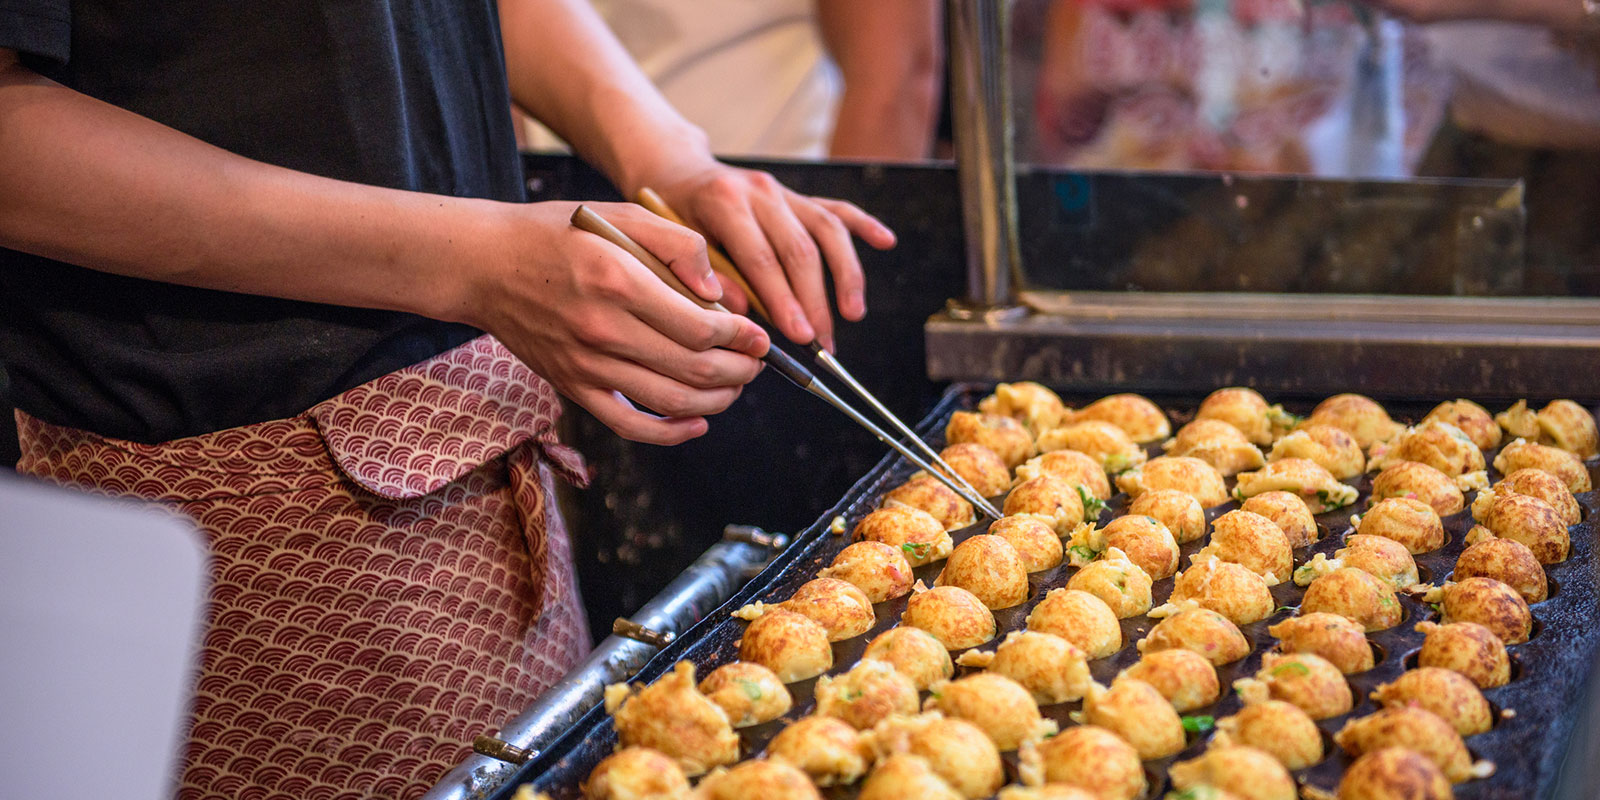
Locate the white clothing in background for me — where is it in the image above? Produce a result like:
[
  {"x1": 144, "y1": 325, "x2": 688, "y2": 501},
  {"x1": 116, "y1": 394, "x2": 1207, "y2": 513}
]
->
[{"x1": 1426, "y1": 22, "x2": 1600, "y2": 149}]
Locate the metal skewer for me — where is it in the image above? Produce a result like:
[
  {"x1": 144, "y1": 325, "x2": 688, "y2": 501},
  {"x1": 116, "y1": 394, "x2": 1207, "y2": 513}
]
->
[
  {"x1": 571, "y1": 205, "x2": 1002, "y2": 520},
  {"x1": 632, "y1": 188, "x2": 1001, "y2": 517}
]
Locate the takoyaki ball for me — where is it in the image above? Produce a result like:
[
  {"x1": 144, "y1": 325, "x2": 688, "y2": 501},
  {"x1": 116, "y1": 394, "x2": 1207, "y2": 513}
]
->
[
  {"x1": 1371, "y1": 667, "x2": 1492, "y2": 737},
  {"x1": 1158, "y1": 557, "x2": 1274, "y2": 626},
  {"x1": 739, "y1": 608, "x2": 834, "y2": 683},
  {"x1": 1466, "y1": 491, "x2": 1571, "y2": 565},
  {"x1": 1240, "y1": 652, "x2": 1353, "y2": 720},
  {"x1": 1537, "y1": 398, "x2": 1600, "y2": 458},
  {"x1": 691, "y1": 759, "x2": 820, "y2": 800},
  {"x1": 1099, "y1": 514, "x2": 1181, "y2": 580},
  {"x1": 1197, "y1": 387, "x2": 1280, "y2": 445},
  {"x1": 979, "y1": 381, "x2": 1068, "y2": 434},
  {"x1": 818, "y1": 541, "x2": 915, "y2": 603},
  {"x1": 1129, "y1": 489, "x2": 1207, "y2": 544},
  {"x1": 1066, "y1": 547, "x2": 1154, "y2": 618},
  {"x1": 1495, "y1": 399, "x2": 1540, "y2": 441},
  {"x1": 1025, "y1": 588, "x2": 1123, "y2": 659},
  {"x1": 1241, "y1": 491, "x2": 1319, "y2": 549},
  {"x1": 1330, "y1": 535, "x2": 1422, "y2": 591},
  {"x1": 856, "y1": 754, "x2": 963, "y2": 800},
  {"x1": 936, "y1": 535, "x2": 1030, "y2": 610},
  {"x1": 1475, "y1": 468, "x2": 1580, "y2": 527},
  {"x1": 1337, "y1": 748, "x2": 1454, "y2": 800},
  {"x1": 1435, "y1": 577, "x2": 1532, "y2": 644},
  {"x1": 1414, "y1": 621, "x2": 1511, "y2": 689},
  {"x1": 1302, "y1": 567, "x2": 1402, "y2": 631},
  {"x1": 1139, "y1": 606, "x2": 1252, "y2": 666},
  {"x1": 1073, "y1": 679, "x2": 1187, "y2": 760},
  {"x1": 1214, "y1": 700, "x2": 1324, "y2": 770},
  {"x1": 766, "y1": 715, "x2": 872, "y2": 787},
  {"x1": 1493, "y1": 438, "x2": 1591, "y2": 492},
  {"x1": 1334, "y1": 707, "x2": 1477, "y2": 783},
  {"x1": 604, "y1": 661, "x2": 739, "y2": 776},
  {"x1": 932, "y1": 443, "x2": 1013, "y2": 498},
  {"x1": 1453, "y1": 537, "x2": 1548, "y2": 604},
  {"x1": 1115, "y1": 456, "x2": 1230, "y2": 508},
  {"x1": 1308, "y1": 393, "x2": 1405, "y2": 451},
  {"x1": 885, "y1": 475, "x2": 976, "y2": 531},
  {"x1": 1031, "y1": 725, "x2": 1147, "y2": 800},
  {"x1": 1267, "y1": 612, "x2": 1375, "y2": 675},
  {"x1": 1163, "y1": 418, "x2": 1266, "y2": 477},
  {"x1": 1004, "y1": 474, "x2": 1088, "y2": 533},
  {"x1": 1353, "y1": 497, "x2": 1446, "y2": 555},
  {"x1": 1195, "y1": 510, "x2": 1294, "y2": 585},
  {"x1": 947, "y1": 411, "x2": 1036, "y2": 469},
  {"x1": 958, "y1": 630, "x2": 1091, "y2": 705},
  {"x1": 853, "y1": 506, "x2": 953, "y2": 567},
  {"x1": 995, "y1": 786, "x2": 1099, "y2": 800},
  {"x1": 884, "y1": 715, "x2": 1006, "y2": 800},
  {"x1": 1233, "y1": 458, "x2": 1358, "y2": 512},
  {"x1": 988, "y1": 514, "x2": 1065, "y2": 573},
  {"x1": 903, "y1": 585, "x2": 998, "y2": 650},
  {"x1": 862, "y1": 627, "x2": 954, "y2": 690},
  {"x1": 1370, "y1": 461, "x2": 1465, "y2": 517},
  {"x1": 1367, "y1": 422, "x2": 1486, "y2": 488},
  {"x1": 1270, "y1": 424, "x2": 1365, "y2": 480},
  {"x1": 1116, "y1": 647, "x2": 1220, "y2": 712},
  {"x1": 583, "y1": 747, "x2": 690, "y2": 800},
  {"x1": 1015, "y1": 449, "x2": 1113, "y2": 501},
  {"x1": 1066, "y1": 393, "x2": 1171, "y2": 443},
  {"x1": 816, "y1": 659, "x2": 920, "y2": 730},
  {"x1": 1035, "y1": 421, "x2": 1148, "y2": 475},
  {"x1": 1424, "y1": 399, "x2": 1502, "y2": 451},
  {"x1": 698, "y1": 662, "x2": 792, "y2": 727},
  {"x1": 1169, "y1": 746, "x2": 1296, "y2": 800},
  {"x1": 925, "y1": 672, "x2": 1056, "y2": 751},
  {"x1": 779, "y1": 577, "x2": 875, "y2": 641}
]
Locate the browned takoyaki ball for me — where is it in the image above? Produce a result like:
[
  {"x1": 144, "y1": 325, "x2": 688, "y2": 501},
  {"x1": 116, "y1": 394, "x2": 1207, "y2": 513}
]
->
[
  {"x1": 1270, "y1": 423, "x2": 1366, "y2": 480},
  {"x1": 853, "y1": 506, "x2": 953, "y2": 566},
  {"x1": 1369, "y1": 422, "x2": 1486, "y2": 485},
  {"x1": 994, "y1": 786, "x2": 1100, "y2": 800},
  {"x1": 877, "y1": 715, "x2": 1005, "y2": 800},
  {"x1": 1139, "y1": 606, "x2": 1252, "y2": 666},
  {"x1": 692, "y1": 759, "x2": 821, "y2": 800},
  {"x1": 1476, "y1": 468, "x2": 1581, "y2": 527},
  {"x1": 604, "y1": 661, "x2": 740, "y2": 776},
  {"x1": 1334, "y1": 706, "x2": 1477, "y2": 783},
  {"x1": 1214, "y1": 700, "x2": 1324, "y2": 770},
  {"x1": 1065, "y1": 393, "x2": 1171, "y2": 443},
  {"x1": 1302, "y1": 567, "x2": 1402, "y2": 632},
  {"x1": 1331, "y1": 535, "x2": 1421, "y2": 591},
  {"x1": 1494, "y1": 439, "x2": 1591, "y2": 492},
  {"x1": 862, "y1": 626, "x2": 954, "y2": 690},
  {"x1": 1370, "y1": 461, "x2": 1465, "y2": 517},
  {"x1": 1169, "y1": 745, "x2": 1296, "y2": 800},
  {"x1": 819, "y1": 541, "x2": 915, "y2": 603},
  {"x1": 978, "y1": 382, "x2": 1068, "y2": 433},
  {"x1": 1116, "y1": 647, "x2": 1220, "y2": 712},
  {"x1": 1242, "y1": 491, "x2": 1319, "y2": 549},
  {"x1": 1014, "y1": 450, "x2": 1113, "y2": 501},
  {"x1": 1162, "y1": 557, "x2": 1275, "y2": 626},
  {"x1": 935, "y1": 443, "x2": 1013, "y2": 498},
  {"x1": 1355, "y1": 498, "x2": 1446, "y2": 555},
  {"x1": 903, "y1": 585, "x2": 998, "y2": 650},
  {"x1": 1371, "y1": 667, "x2": 1492, "y2": 737},
  {"x1": 1533, "y1": 398, "x2": 1600, "y2": 458},
  {"x1": 1004, "y1": 474, "x2": 1087, "y2": 533},
  {"x1": 1414, "y1": 621, "x2": 1511, "y2": 689},
  {"x1": 815, "y1": 660, "x2": 919, "y2": 731},
  {"x1": 935, "y1": 535, "x2": 1030, "y2": 610},
  {"x1": 1129, "y1": 488, "x2": 1207, "y2": 544},
  {"x1": 1437, "y1": 577, "x2": 1533, "y2": 644},
  {"x1": 856, "y1": 754, "x2": 963, "y2": 800},
  {"x1": 1269, "y1": 612, "x2": 1376, "y2": 675},
  {"x1": 1035, "y1": 421, "x2": 1148, "y2": 474},
  {"x1": 885, "y1": 475, "x2": 976, "y2": 531},
  {"x1": 1467, "y1": 491, "x2": 1571, "y2": 565},
  {"x1": 698, "y1": 662, "x2": 792, "y2": 727},
  {"x1": 1195, "y1": 510, "x2": 1295, "y2": 585},
  {"x1": 778, "y1": 577, "x2": 876, "y2": 641},
  {"x1": 1234, "y1": 458, "x2": 1358, "y2": 512},
  {"x1": 1453, "y1": 537, "x2": 1548, "y2": 605},
  {"x1": 739, "y1": 608, "x2": 834, "y2": 683},
  {"x1": 1164, "y1": 417, "x2": 1266, "y2": 477},
  {"x1": 766, "y1": 715, "x2": 872, "y2": 787},
  {"x1": 1100, "y1": 514, "x2": 1181, "y2": 580},
  {"x1": 583, "y1": 747, "x2": 690, "y2": 800},
  {"x1": 1074, "y1": 679, "x2": 1187, "y2": 759},
  {"x1": 1115, "y1": 456, "x2": 1230, "y2": 508},
  {"x1": 1243, "y1": 652, "x2": 1353, "y2": 720},
  {"x1": 1309, "y1": 394, "x2": 1405, "y2": 450},
  {"x1": 1337, "y1": 747, "x2": 1454, "y2": 800},
  {"x1": 925, "y1": 672, "x2": 1055, "y2": 750},
  {"x1": 1424, "y1": 399, "x2": 1502, "y2": 451},
  {"x1": 1198, "y1": 387, "x2": 1280, "y2": 445},
  {"x1": 987, "y1": 515, "x2": 1065, "y2": 573},
  {"x1": 1025, "y1": 588, "x2": 1123, "y2": 659},
  {"x1": 947, "y1": 410, "x2": 1036, "y2": 469},
  {"x1": 1031, "y1": 725, "x2": 1147, "y2": 800},
  {"x1": 1067, "y1": 548, "x2": 1154, "y2": 618},
  {"x1": 959, "y1": 630, "x2": 1091, "y2": 705}
]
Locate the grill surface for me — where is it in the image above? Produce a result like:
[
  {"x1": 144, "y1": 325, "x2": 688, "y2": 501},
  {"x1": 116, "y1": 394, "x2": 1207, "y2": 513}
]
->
[{"x1": 498, "y1": 385, "x2": 1600, "y2": 800}]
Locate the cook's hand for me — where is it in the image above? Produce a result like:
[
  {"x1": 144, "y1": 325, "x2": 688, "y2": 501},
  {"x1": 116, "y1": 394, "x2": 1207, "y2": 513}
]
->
[
  {"x1": 473, "y1": 201, "x2": 770, "y2": 445},
  {"x1": 649, "y1": 163, "x2": 897, "y2": 351}
]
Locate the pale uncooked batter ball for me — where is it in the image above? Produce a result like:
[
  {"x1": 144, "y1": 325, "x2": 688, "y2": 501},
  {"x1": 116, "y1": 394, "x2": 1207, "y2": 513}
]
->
[
  {"x1": 924, "y1": 672, "x2": 1055, "y2": 750},
  {"x1": 1240, "y1": 652, "x2": 1353, "y2": 720},
  {"x1": 1030, "y1": 725, "x2": 1147, "y2": 800},
  {"x1": 1035, "y1": 420, "x2": 1148, "y2": 474},
  {"x1": 583, "y1": 747, "x2": 690, "y2": 800},
  {"x1": 1195, "y1": 509, "x2": 1294, "y2": 585},
  {"x1": 1003, "y1": 474, "x2": 1088, "y2": 533},
  {"x1": 1241, "y1": 491, "x2": 1319, "y2": 549},
  {"x1": 1353, "y1": 497, "x2": 1446, "y2": 554},
  {"x1": 1493, "y1": 438, "x2": 1591, "y2": 492},
  {"x1": 766, "y1": 715, "x2": 872, "y2": 787},
  {"x1": 1371, "y1": 667, "x2": 1491, "y2": 737},
  {"x1": 1066, "y1": 547, "x2": 1154, "y2": 618},
  {"x1": 739, "y1": 608, "x2": 834, "y2": 683},
  {"x1": 958, "y1": 630, "x2": 1091, "y2": 705},
  {"x1": 935, "y1": 534, "x2": 1030, "y2": 610},
  {"x1": 885, "y1": 475, "x2": 976, "y2": 531},
  {"x1": 1234, "y1": 457, "x2": 1358, "y2": 512},
  {"x1": 604, "y1": 661, "x2": 739, "y2": 776},
  {"x1": 1099, "y1": 514, "x2": 1181, "y2": 580},
  {"x1": 1528, "y1": 398, "x2": 1599, "y2": 458},
  {"x1": 698, "y1": 662, "x2": 792, "y2": 727},
  {"x1": 1436, "y1": 577, "x2": 1532, "y2": 644},
  {"x1": 1270, "y1": 423, "x2": 1365, "y2": 480},
  {"x1": 1160, "y1": 556, "x2": 1274, "y2": 626},
  {"x1": 1163, "y1": 417, "x2": 1266, "y2": 476},
  {"x1": 903, "y1": 585, "x2": 998, "y2": 650},
  {"x1": 947, "y1": 410, "x2": 1036, "y2": 469},
  {"x1": 819, "y1": 541, "x2": 915, "y2": 603},
  {"x1": 1129, "y1": 488, "x2": 1207, "y2": 544},
  {"x1": 1334, "y1": 706, "x2": 1477, "y2": 783},
  {"x1": 1424, "y1": 399, "x2": 1501, "y2": 450},
  {"x1": 994, "y1": 785, "x2": 1100, "y2": 800},
  {"x1": 1025, "y1": 588, "x2": 1123, "y2": 659},
  {"x1": 1301, "y1": 567, "x2": 1402, "y2": 631},
  {"x1": 1013, "y1": 450, "x2": 1112, "y2": 501},
  {"x1": 776, "y1": 577, "x2": 876, "y2": 641},
  {"x1": 1065, "y1": 393, "x2": 1171, "y2": 442},
  {"x1": 1467, "y1": 491, "x2": 1571, "y2": 565},
  {"x1": 856, "y1": 754, "x2": 962, "y2": 800},
  {"x1": 1370, "y1": 461, "x2": 1465, "y2": 517},
  {"x1": 1116, "y1": 647, "x2": 1220, "y2": 712},
  {"x1": 935, "y1": 442, "x2": 1013, "y2": 498},
  {"x1": 1329, "y1": 534, "x2": 1421, "y2": 591},
  {"x1": 853, "y1": 506, "x2": 953, "y2": 567},
  {"x1": 978, "y1": 382, "x2": 1068, "y2": 433},
  {"x1": 1337, "y1": 747, "x2": 1454, "y2": 800},
  {"x1": 1214, "y1": 700, "x2": 1324, "y2": 770},
  {"x1": 1308, "y1": 393, "x2": 1405, "y2": 450},
  {"x1": 1476, "y1": 467, "x2": 1581, "y2": 527},
  {"x1": 1169, "y1": 745, "x2": 1296, "y2": 800},
  {"x1": 1114, "y1": 456, "x2": 1230, "y2": 508},
  {"x1": 1453, "y1": 537, "x2": 1548, "y2": 604},
  {"x1": 814, "y1": 659, "x2": 920, "y2": 730},
  {"x1": 862, "y1": 627, "x2": 954, "y2": 690},
  {"x1": 1367, "y1": 421, "x2": 1485, "y2": 485},
  {"x1": 1139, "y1": 606, "x2": 1251, "y2": 665},
  {"x1": 1414, "y1": 621, "x2": 1511, "y2": 689},
  {"x1": 875, "y1": 714, "x2": 1005, "y2": 800},
  {"x1": 1197, "y1": 387, "x2": 1280, "y2": 445},
  {"x1": 987, "y1": 514, "x2": 1065, "y2": 573},
  {"x1": 1074, "y1": 679, "x2": 1187, "y2": 759},
  {"x1": 1268, "y1": 612, "x2": 1375, "y2": 675},
  {"x1": 691, "y1": 759, "x2": 820, "y2": 800}
]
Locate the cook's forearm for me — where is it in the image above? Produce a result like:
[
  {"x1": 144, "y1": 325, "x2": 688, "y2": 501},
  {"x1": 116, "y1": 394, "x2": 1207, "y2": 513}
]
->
[{"x1": 820, "y1": 0, "x2": 943, "y2": 161}]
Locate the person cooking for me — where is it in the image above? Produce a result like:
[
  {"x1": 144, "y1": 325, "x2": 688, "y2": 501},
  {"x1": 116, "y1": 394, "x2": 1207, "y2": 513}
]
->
[{"x1": 0, "y1": 2, "x2": 894, "y2": 798}]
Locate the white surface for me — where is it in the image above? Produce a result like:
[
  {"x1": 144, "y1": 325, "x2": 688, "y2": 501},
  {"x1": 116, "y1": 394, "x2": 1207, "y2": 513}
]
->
[{"x1": 0, "y1": 473, "x2": 207, "y2": 800}]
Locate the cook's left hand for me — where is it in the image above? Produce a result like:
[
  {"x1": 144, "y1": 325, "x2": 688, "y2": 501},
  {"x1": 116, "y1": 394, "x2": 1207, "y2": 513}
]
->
[{"x1": 649, "y1": 163, "x2": 897, "y2": 351}]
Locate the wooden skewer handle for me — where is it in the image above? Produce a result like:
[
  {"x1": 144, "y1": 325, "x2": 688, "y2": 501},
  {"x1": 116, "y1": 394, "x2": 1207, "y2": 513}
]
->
[
  {"x1": 634, "y1": 188, "x2": 774, "y2": 323},
  {"x1": 570, "y1": 205, "x2": 720, "y2": 312}
]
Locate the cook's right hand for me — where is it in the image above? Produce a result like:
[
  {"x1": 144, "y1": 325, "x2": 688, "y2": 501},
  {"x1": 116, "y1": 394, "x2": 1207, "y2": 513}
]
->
[{"x1": 471, "y1": 201, "x2": 770, "y2": 445}]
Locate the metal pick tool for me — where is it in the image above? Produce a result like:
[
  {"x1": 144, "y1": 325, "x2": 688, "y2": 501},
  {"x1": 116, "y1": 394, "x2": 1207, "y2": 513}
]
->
[{"x1": 570, "y1": 205, "x2": 1002, "y2": 521}]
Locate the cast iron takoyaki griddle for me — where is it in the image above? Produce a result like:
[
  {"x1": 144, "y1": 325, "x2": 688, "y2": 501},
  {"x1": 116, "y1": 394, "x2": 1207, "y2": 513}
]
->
[{"x1": 497, "y1": 385, "x2": 1600, "y2": 800}]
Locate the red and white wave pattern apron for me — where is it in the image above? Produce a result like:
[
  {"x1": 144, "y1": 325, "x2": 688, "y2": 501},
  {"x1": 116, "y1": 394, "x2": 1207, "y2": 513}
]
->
[{"x1": 16, "y1": 335, "x2": 591, "y2": 800}]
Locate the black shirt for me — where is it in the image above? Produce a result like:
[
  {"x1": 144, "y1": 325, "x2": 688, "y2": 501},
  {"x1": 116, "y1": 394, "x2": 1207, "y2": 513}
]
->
[{"x1": 0, "y1": 0, "x2": 522, "y2": 443}]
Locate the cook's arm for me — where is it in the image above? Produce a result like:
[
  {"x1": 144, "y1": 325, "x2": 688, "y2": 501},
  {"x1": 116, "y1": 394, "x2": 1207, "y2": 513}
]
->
[
  {"x1": 817, "y1": 0, "x2": 944, "y2": 161},
  {"x1": 1359, "y1": 0, "x2": 1592, "y2": 29}
]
